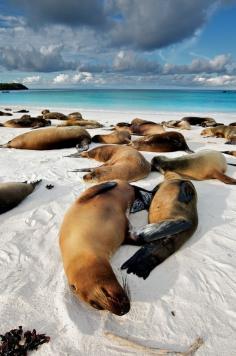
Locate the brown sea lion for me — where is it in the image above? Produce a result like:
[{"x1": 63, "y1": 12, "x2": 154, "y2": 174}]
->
[
  {"x1": 41, "y1": 109, "x2": 50, "y2": 115},
  {"x1": 68, "y1": 112, "x2": 83, "y2": 120},
  {"x1": 59, "y1": 180, "x2": 153, "y2": 315},
  {"x1": 201, "y1": 125, "x2": 236, "y2": 144},
  {"x1": 130, "y1": 118, "x2": 165, "y2": 136},
  {"x1": 112, "y1": 119, "x2": 165, "y2": 136},
  {"x1": 182, "y1": 116, "x2": 217, "y2": 127},
  {"x1": 129, "y1": 132, "x2": 193, "y2": 153},
  {"x1": 122, "y1": 175, "x2": 198, "y2": 279},
  {"x1": 0, "y1": 115, "x2": 51, "y2": 128},
  {"x1": 229, "y1": 122, "x2": 236, "y2": 126},
  {"x1": 162, "y1": 120, "x2": 191, "y2": 130},
  {"x1": 151, "y1": 149, "x2": 236, "y2": 184},
  {"x1": 0, "y1": 127, "x2": 91, "y2": 150},
  {"x1": 69, "y1": 145, "x2": 151, "y2": 183},
  {"x1": 57, "y1": 118, "x2": 103, "y2": 129},
  {"x1": 43, "y1": 112, "x2": 67, "y2": 120},
  {"x1": 92, "y1": 131, "x2": 131, "y2": 144},
  {"x1": 0, "y1": 180, "x2": 41, "y2": 214}
]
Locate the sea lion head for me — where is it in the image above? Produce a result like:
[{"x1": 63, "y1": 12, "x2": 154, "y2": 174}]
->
[
  {"x1": 67, "y1": 259, "x2": 130, "y2": 316},
  {"x1": 151, "y1": 155, "x2": 167, "y2": 173},
  {"x1": 201, "y1": 128, "x2": 213, "y2": 137}
]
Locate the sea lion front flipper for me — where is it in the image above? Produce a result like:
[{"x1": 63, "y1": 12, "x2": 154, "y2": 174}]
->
[
  {"x1": 78, "y1": 181, "x2": 117, "y2": 202},
  {"x1": 130, "y1": 185, "x2": 160, "y2": 213},
  {"x1": 132, "y1": 219, "x2": 192, "y2": 244},
  {"x1": 178, "y1": 181, "x2": 195, "y2": 203},
  {"x1": 121, "y1": 243, "x2": 161, "y2": 279}
]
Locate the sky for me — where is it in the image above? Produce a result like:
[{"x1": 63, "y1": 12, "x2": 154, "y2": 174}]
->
[{"x1": 0, "y1": 0, "x2": 236, "y2": 89}]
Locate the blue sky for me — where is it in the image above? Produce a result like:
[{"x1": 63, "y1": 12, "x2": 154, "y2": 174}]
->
[{"x1": 0, "y1": 0, "x2": 236, "y2": 88}]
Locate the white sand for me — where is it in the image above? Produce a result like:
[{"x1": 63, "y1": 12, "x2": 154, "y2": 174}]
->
[{"x1": 0, "y1": 106, "x2": 236, "y2": 356}]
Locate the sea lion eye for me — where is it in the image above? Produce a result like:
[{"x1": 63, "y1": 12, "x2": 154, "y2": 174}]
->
[
  {"x1": 90, "y1": 300, "x2": 104, "y2": 310},
  {"x1": 70, "y1": 284, "x2": 76, "y2": 291}
]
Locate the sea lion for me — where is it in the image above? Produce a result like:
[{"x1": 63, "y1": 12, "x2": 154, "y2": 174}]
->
[
  {"x1": 162, "y1": 120, "x2": 191, "y2": 130},
  {"x1": 113, "y1": 119, "x2": 165, "y2": 136},
  {"x1": 122, "y1": 174, "x2": 198, "y2": 279},
  {"x1": 0, "y1": 127, "x2": 91, "y2": 150},
  {"x1": 0, "y1": 115, "x2": 51, "y2": 128},
  {"x1": 130, "y1": 118, "x2": 165, "y2": 136},
  {"x1": 69, "y1": 145, "x2": 151, "y2": 183},
  {"x1": 229, "y1": 122, "x2": 236, "y2": 126},
  {"x1": 59, "y1": 180, "x2": 153, "y2": 315},
  {"x1": 201, "y1": 125, "x2": 236, "y2": 144},
  {"x1": 0, "y1": 111, "x2": 12, "y2": 116},
  {"x1": 181, "y1": 116, "x2": 217, "y2": 127},
  {"x1": 43, "y1": 112, "x2": 67, "y2": 120},
  {"x1": 129, "y1": 132, "x2": 193, "y2": 153},
  {"x1": 68, "y1": 112, "x2": 83, "y2": 120},
  {"x1": 0, "y1": 180, "x2": 41, "y2": 214},
  {"x1": 14, "y1": 109, "x2": 29, "y2": 114},
  {"x1": 92, "y1": 131, "x2": 131, "y2": 144},
  {"x1": 222, "y1": 151, "x2": 236, "y2": 157},
  {"x1": 151, "y1": 149, "x2": 236, "y2": 184},
  {"x1": 57, "y1": 118, "x2": 103, "y2": 129},
  {"x1": 41, "y1": 109, "x2": 50, "y2": 115}
]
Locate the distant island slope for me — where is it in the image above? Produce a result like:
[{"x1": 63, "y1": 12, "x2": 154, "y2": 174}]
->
[{"x1": 0, "y1": 83, "x2": 28, "y2": 90}]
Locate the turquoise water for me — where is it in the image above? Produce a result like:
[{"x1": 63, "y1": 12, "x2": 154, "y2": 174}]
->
[{"x1": 0, "y1": 89, "x2": 236, "y2": 112}]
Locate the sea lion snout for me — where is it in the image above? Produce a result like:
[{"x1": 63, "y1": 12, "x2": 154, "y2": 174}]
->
[{"x1": 101, "y1": 285, "x2": 130, "y2": 316}]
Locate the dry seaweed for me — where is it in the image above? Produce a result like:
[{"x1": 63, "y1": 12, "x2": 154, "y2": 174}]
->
[{"x1": 0, "y1": 326, "x2": 50, "y2": 356}]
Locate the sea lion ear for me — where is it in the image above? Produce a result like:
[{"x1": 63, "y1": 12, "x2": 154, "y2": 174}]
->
[{"x1": 130, "y1": 185, "x2": 155, "y2": 213}]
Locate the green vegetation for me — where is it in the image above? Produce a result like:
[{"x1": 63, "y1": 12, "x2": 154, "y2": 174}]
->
[{"x1": 0, "y1": 83, "x2": 28, "y2": 90}]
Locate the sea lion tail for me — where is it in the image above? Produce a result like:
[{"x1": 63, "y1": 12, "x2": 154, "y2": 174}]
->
[{"x1": 78, "y1": 181, "x2": 117, "y2": 202}]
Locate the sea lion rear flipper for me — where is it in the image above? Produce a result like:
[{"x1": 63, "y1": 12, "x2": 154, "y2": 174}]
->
[
  {"x1": 132, "y1": 219, "x2": 192, "y2": 244},
  {"x1": 130, "y1": 185, "x2": 158, "y2": 213},
  {"x1": 78, "y1": 181, "x2": 117, "y2": 202},
  {"x1": 121, "y1": 243, "x2": 161, "y2": 279},
  {"x1": 213, "y1": 171, "x2": 236, "y2": 184}
]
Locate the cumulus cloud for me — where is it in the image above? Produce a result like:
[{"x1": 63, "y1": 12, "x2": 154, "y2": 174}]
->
[
  {"x1": 8, "y1": 0, "x2": 227, "y2": 51},
  {"x1": 22, "y1": 75, "x2": 41, "y2": 84},
  {"x1": 163, "y1": 54, "x2": 232, "y2": 74},
  {"x1": 193, "y1": 74, "x2": 236, "y2": 86},
  {"x1": 113, "y1": 50, "x2": 161, "y2": 73},
  {"x1": 53, "y1": 74, "x2": 70, "y2": 83},
  {"x1": 0, "y1": 45, "x2": 77, "y2": 72}
]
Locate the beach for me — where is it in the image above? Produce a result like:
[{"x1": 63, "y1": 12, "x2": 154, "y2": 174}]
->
[{"x1": 0, "y1": 105, "x2": 236, "y2": 355}]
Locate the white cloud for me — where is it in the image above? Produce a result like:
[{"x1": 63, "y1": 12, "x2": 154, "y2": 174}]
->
[
  {"x1": 193, "y1": 74, "x2": 236, "y2": 86},
  {"x1": 53, "y1": 73, "x2": 70, "y2": 83},
  {"x1": 22, "y1": 75, "x2": 41, "y2": 84}
]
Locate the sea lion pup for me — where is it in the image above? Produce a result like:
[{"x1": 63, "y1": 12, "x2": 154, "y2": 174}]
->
[
  {"x1": 201, "y1": 125, "x2": 236, "y2": 144},
  {"x1": 0, "y1": 115, "x2": 51, "y2": 128},
  {"x1": 70, "y1": 145, "x2": 151, "y2": 183},
  {"x1": 181, "y1": 116, "x2": 217, "y2": 127},
  {"x1": 121, "y1": 174, "x2": 198, "y2": 279},
  {"x1": 41, "y1": 109, "x2": 50, "y2": 115},
  {"x1": 151, "y1": 149, "x2": 236, "y2": 184},
  {"x1": 92, "y1": 130, "x2": 131, "y2": 144},
  {"x1": 57, "y1": 118, "x2": 103, "y2": 129},
  {"x1": 129, "y1": 132, "x2": 193, "y2": 153},
  {"x1": 0, "y1": 127, "x2": 91, "y2": 150},
  {"x1": 42, "y1": 112, "x2": 67, "y2": 120},
  {"x1": 59, "y1": 180, "x2": 153, "y2": 315},
  {"x1": 162, "y1": 120, "x2": 191, "y2": 130},
  {"x1": 0, "y1": 180, "x2": 41, "y2": 214}
]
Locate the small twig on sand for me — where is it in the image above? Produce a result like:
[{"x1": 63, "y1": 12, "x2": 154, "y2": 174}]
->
[{"x1": 104, "y1": 331, "x2": 203, "y2": 355}]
